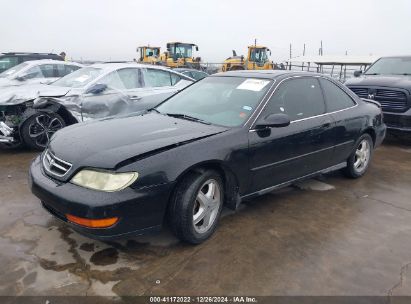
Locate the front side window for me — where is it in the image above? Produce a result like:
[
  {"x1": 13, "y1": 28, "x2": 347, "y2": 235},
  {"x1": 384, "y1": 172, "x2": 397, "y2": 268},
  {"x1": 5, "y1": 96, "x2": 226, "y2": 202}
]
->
[
  {"x1": 99, "y1": 70, "x2": 126, "y2": 90},
  {"x1": 56, "y1": 64, "x2": 81, "y2": 77},
  {"x1": 51, "y1": 67, "x2": 104, "y2": 88},
  {"x1": 39, "y1": 64, "x2": 55, "y2": 78},
  {"x1": 0, "y1": 56, "x2": 19, "y2": 72},
  {"x1": 119, "y1": 68, "x2": 142, "y2": 89},
  {"x1": 24, "y1": 65, "x2": 44, "y2": 79},
  {"x1": 263, "y1": 77, "x2": 325, "y2": 121},
  {"x1": 157, "y1": 76, "x2": 272, "y2": 127},
  {"x1": 142, "y1": 69, "x2": 172, "y2": 87},
  {"x1": 319, "y1": 78, "x2": 355, "y2": 112}
]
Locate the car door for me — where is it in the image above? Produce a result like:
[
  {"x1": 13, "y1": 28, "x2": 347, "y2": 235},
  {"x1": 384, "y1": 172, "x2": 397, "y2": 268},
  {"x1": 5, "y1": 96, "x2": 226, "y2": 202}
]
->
[
  {"x1": 248, "y1": 76, "x2": 336, "y2": 193},
  {"x1": 80, "y1": 68, "x2": 138, "y2": 120},
  {"x1": 319, "y1": 78, "x2": 363, "y2": 164}
]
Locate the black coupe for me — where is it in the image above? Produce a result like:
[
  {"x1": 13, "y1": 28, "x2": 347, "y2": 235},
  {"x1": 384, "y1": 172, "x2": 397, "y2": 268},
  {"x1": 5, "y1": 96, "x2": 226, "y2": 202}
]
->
[{"x1": 29, "y1": 70, "x2": 386, "y2": 244}]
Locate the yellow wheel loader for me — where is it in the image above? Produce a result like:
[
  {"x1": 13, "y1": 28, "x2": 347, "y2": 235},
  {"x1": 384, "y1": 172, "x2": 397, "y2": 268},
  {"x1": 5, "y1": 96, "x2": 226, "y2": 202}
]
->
[
  {"x1": 159, "y1": 42, "x2": 201, "y2": 69},
  {"x1": 222, "y1": 45, "x2": 274, "y2": 72},
  {"x1": 137, "y1": 46, "x2": 161, "y2": 64}
]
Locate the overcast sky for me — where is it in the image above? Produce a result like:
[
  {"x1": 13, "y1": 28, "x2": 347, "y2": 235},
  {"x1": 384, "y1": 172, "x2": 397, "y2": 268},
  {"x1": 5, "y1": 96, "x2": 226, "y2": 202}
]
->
[{"x1": 1, "y1": 0, "x2": 410, "y2": 63}]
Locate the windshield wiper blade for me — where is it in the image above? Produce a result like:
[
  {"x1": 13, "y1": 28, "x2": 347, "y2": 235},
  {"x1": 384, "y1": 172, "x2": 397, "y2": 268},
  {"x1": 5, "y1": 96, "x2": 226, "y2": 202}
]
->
[
  {"x1": 148, "y1": 108, "x2": 161, "y2": 114},
  {"x1": 364, "y1": 73, "x2": 379, "y2": 75},
  {"x1": 165, "y1": 113, "x2": 211, "y2": 125}
]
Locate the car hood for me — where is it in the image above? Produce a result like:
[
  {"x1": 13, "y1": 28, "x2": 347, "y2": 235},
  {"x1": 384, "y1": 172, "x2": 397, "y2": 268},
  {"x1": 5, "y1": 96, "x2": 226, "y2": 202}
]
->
[
  {"x1": 0, "y1": 83, "x2": 72, "y2": 105},
  {"x1": 345, "y1": 75, "x2": 411, "y2": 93},
  {"x1": 49, "y1": 112, "x2": 228, "y2": 170}
]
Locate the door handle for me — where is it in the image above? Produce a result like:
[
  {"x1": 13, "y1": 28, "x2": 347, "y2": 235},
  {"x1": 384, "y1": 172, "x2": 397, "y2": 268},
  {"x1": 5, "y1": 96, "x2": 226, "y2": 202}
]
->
[{"x1": 129, "y1": 96, "x2": 142, "y2": 101}]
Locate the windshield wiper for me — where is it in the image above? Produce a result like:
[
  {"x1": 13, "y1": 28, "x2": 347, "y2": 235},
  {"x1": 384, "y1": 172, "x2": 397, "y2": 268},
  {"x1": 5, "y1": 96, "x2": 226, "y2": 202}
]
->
[
  {"x1": 148, "y1": 108, "x2": 161, "y2": 114},
  {"x1": 364, "y1": 73, "x2": 379, "y2": 75},
  {"x1": 165, "y1": 113, "x2": 211, "y2": 125},
  {"x1": 391, "y1": 73, "x2": 411, "y2": 76}
]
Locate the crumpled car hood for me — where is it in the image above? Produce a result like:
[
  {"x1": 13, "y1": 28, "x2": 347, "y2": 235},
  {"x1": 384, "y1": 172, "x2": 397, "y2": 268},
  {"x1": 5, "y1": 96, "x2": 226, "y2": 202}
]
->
[
  {"x1": 0, "y1": 83, "x2": 72, "y2": 105},
  {"x1": 49, "y1": 112, "x2": 228, "y2": 170},
  {"x1": 346, "y1": 75, "x2": 411, "y2": 93}
]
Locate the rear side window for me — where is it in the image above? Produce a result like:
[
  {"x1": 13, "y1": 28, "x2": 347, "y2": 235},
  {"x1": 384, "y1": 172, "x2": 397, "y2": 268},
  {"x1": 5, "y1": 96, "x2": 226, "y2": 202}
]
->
[
  {"x1": 142, "y1": 69, "x2": 172, "y2": 87},
  {"x1": 170, "y1": 73, "x2": 181, "y2": 85},
  {"x1": 263, "y1": 77, "x2": 325, "y2": 121},
  {"x1": 319, "y1": 78, "x2": 356, "y2": 112}
]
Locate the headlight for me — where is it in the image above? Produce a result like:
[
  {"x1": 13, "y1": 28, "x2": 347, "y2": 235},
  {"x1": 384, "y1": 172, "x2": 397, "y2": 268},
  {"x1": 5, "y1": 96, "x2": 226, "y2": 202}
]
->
[{"x1": 71, "y1": 169, "x2": 138, "y2": 192}]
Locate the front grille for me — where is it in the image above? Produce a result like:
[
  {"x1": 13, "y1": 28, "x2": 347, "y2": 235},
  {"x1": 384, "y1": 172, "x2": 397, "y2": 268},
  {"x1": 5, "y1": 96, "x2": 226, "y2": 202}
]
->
[
  {"x1": 349, "y1": 87, "x2": 409, "y2": 112},
  {"x1": 375, "y1": 89, "x2": 408, "y2": 112},
  {"x1": 349, "y1": 87, "x2": 368, "y2": 98},
  {"x1": 42, "y1": 150, "x2": 72, "y2": 177}
]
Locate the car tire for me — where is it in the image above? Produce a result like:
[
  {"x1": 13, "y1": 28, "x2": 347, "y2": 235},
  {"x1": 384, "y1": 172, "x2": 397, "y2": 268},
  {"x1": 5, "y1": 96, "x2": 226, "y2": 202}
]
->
[
  {"x1": 21, "y1": 112, "x2": 65, "y2": 150},
  {"x1": 343, "y1": 133, "x2": 374, "y2": 179},
  {"x1": 167, "y1": 170, "x2": 224, "y2": 244}
]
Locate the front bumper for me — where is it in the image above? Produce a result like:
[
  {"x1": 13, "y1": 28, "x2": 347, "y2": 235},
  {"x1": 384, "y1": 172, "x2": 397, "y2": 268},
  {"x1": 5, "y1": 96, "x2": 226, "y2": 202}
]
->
[
  {"x1": 383, "y1": 108, "x2": 411, "y2": 133},
  {"x1": 29, "y1": 156, "x2": 174, "y2": 240}
]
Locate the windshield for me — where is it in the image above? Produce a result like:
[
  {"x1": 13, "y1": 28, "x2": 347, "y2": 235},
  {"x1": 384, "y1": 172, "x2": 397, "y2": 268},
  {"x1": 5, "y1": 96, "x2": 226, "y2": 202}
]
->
[
  {"x1": 250, "y1": 48, "x2": 268, "y2": 63},
  {"x1": 157, "y1": 76, "x2": 272, "y2": 127},
  {"x1": 0, "y1": 62, "x2": 29, "y2": 78},
  {"x1": 365, "y1": 57, "x2": 411, "y2": 75},
  {"x1": 145, "y1": 48, "x2": 160, "y2": 56},
  {"x1": 51, "y1": 67, "x2": 104, "y2": 88},
  {"x1": 170, "y1": 44, "x2": 193, "y2": 59}
]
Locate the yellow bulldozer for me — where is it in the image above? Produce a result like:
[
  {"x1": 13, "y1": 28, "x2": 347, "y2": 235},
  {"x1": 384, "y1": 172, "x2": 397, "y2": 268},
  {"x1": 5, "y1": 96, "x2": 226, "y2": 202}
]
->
[
  {"x1": 159, "y1": 42, "x2": 201, "y2": 69},
  {"x1": 137, "y1": 46, "x2": 161, "y2": 64},
  {"x1": 222, "y1": 45, "x2": 274, "y2": 72}
]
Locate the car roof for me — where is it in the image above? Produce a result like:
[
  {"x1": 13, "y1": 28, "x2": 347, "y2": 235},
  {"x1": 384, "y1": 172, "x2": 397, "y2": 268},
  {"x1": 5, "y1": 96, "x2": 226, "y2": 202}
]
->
[
  {"x1": 212, "y1": 70, "x2": 324, "y2": 80},
  {"x1": 174, "y1": 68, "x2": 208, "y2": 73},
  {"x1": 89, "y1": 62, "x2": 192, "y2": 77},
  {"x1": 378, "y1": 55, "x2": 411, "y2": 59},
  {"x1": 1, "y1": 52, "x2": 61, "y2": 57},
  {"x1": 21, "y1": 59, "x2": 83, "y2": 67}
]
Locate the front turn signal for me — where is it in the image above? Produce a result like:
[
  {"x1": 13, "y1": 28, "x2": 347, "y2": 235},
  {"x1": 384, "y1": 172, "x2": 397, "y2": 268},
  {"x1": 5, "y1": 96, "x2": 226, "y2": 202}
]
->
[{"x1": 66, "y1": 214, "x2": 119, "y2": 228}]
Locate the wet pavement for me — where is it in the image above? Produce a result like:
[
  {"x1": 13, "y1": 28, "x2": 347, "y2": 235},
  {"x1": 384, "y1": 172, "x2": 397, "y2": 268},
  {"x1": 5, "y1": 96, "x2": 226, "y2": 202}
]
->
[{"x1": 0, "y1": 137, "x2": 411, "y2": 296}]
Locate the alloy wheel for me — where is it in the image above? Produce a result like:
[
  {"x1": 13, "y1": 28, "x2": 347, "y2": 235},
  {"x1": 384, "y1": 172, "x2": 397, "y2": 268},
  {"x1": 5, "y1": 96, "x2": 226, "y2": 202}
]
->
[
  {"x1": 354, "y1": 139, "x2": 371, "y2": 173},
  {"x1": 193, "y1": 179, "x2": 222, "y2": 234},
  {"x1": 28, "y1": 114, "x2": 64, "y2": 148}
]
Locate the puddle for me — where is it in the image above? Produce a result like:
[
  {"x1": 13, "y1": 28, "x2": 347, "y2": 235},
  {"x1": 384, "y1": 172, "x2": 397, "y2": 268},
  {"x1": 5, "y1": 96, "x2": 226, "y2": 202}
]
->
[{"x1": 90, "y1": 248, "x2": 119, "y2": 266}]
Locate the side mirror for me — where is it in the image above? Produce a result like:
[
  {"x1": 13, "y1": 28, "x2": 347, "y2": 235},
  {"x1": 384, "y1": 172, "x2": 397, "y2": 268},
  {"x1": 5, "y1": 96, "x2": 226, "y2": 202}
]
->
[
  {"x1": 85, "y1": 83, "x2": 107, "y2": 94},
  {"x1": 256, "y1": 113, "x2": 291, "y2": 129},
  {"x1": 195, "y1": 46, "x2": 199, "y2": 51},
  {"x1": 354, "y1": 70, "x2": 363, "y2": 77}
]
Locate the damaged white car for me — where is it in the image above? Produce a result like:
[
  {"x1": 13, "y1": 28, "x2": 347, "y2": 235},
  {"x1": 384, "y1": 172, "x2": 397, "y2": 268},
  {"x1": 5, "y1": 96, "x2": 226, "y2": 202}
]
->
[
  {"x1": 0, "y1": 63, "x2": 194, "y2": 150},
  {"x1": 0, "y1": 59, "x2": 83, "y2": 88}
]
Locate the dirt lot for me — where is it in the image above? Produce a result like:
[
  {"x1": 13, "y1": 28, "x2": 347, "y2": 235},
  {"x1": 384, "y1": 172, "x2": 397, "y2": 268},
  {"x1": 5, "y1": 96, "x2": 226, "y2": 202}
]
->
[{"x1": 0, "y1": 137, "x2": 411, "y2": 297}]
